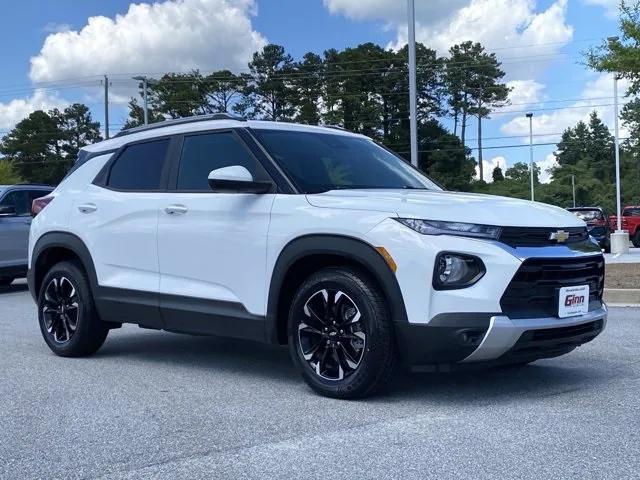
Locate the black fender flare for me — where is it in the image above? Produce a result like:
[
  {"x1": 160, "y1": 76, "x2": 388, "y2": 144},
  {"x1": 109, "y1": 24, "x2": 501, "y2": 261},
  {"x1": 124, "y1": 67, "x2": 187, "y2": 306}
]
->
[
  {"x1": 29, "y1": 231, "x2": 99, "y2": 300},
  {"x1": 265, "y1": 234, "x2": 408, "y2": 344}
]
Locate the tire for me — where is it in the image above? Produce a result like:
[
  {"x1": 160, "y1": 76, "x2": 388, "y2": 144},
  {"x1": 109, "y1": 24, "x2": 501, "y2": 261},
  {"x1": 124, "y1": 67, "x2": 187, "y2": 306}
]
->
[
  {"x1": 603, "y1": 240, "x2": 611, "y2": 254},
  {"x1": 0, "y1": 277, "x2": 14, "y2": 287},
  {"x1": 288, "y1": 266, "x2": 396, "y2": 399},
  {"x1": 37, "y1": 260, "x2": 108, "y2": 357},
  {"x1": 633, "y1": 232, "x2": 640, "y2": 249}
]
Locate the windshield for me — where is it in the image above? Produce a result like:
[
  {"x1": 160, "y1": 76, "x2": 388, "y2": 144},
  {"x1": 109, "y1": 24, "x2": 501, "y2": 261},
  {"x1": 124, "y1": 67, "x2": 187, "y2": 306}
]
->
[
  {"x1": 570, "y1": 209, "x2": 603, "y2": 222},
  {"x1": 252, "y1": 129, "x2": 441, "y2": 193}
]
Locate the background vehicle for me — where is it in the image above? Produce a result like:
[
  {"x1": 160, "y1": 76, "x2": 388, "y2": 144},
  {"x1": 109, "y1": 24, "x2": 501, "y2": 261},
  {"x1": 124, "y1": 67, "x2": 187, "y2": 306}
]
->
[
  {"x1": 0, "y1": 184, "x2": 53, "y2": 286},
  {"x1": 27, "y1": 115, "x2": 606, "y2": 399},
  {"x1": 568, "y1": 207, "x2": 611, "y2": 252},
  {"x1": 609, "y1": 206, "x2": 640, "y2": 248}
]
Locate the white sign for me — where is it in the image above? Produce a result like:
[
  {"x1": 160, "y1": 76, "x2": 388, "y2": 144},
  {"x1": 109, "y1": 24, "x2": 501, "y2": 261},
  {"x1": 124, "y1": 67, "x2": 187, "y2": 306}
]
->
[{"x1": 558, "y1": 285, "x2": 590, "y2": 318}]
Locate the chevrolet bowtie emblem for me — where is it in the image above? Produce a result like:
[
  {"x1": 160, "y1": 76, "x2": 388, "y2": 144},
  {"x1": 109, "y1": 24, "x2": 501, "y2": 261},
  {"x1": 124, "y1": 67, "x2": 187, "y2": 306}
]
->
[{"x1": 550, "y1": 230, "x2": 570, "y2": 243}]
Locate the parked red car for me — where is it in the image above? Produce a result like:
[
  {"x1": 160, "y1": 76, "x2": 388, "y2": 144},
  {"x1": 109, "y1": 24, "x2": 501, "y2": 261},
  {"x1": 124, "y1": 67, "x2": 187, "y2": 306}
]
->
[{"x1": 609, "y1": 206, "x2": 640, "y2": 248}]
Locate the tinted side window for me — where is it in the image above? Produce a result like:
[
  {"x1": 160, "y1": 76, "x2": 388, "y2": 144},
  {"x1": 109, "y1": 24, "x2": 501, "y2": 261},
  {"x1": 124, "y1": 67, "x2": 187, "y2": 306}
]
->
[
  {"x1": 0, "y1": 191, "x2": 30, "y2": 216},
  {"x1": 177, "y1": 132, "x2": 268, "y2": 191},
  {"x1": 108, "y1": 139, "x2": 170, "y2": 191}
]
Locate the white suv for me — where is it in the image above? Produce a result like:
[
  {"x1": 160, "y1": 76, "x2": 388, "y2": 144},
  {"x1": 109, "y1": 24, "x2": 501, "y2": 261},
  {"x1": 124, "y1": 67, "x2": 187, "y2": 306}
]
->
[{"x1": 28, "y1": 114, "x2": 607, "y2": 398}]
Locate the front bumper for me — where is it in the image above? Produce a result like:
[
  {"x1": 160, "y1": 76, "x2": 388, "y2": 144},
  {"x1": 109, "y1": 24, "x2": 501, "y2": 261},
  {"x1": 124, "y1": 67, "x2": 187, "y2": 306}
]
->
[{"x1": 396, "y1": 305, "x2": 607, "y2": 370}]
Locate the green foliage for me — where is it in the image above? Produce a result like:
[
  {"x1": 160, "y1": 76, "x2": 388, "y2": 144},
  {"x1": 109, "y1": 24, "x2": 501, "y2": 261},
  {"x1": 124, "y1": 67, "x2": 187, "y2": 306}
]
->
[
  {"x1": 0, "y1": 104, "x2": 101, "y2": 184},
  {"x1": 492, "y1": 166, "x2": 504, "y2": 182},
  {"x1": 0, "y1": 160, "x2": 23, "y2": 184}
]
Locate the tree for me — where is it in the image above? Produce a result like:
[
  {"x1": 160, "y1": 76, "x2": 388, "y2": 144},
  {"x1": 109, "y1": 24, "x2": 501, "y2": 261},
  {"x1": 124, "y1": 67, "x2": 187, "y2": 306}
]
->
[
  {"x1": 492, "y1": 165, "x2": 504, "y2": 182},
  {"x1": 0, "y1": 110, "x2": 65, "y2": 184},
  {"x1": 51, "y1": 103, "x2": 102, "y2": 161},
  {"x1": 0, "y1": 160, "x2": 22, "y2": 184},
  {"x1": 291, "y1": 53, "x2": 324, "y2": 124},
  {"x1": 123, "y1": 97, "x2": 164, "y2": 129},
  {"x1": 506, "y1": 162, "x2": 540, "y2": 183},
  {"x1": 204, "y1": 70, "x2": 246, "y2": 113},
  {"x1": 235, "y1": 44, "x2": 296, "y2": 121},
  {"x1": 147, "y1": 71, "x2": 209, "y2": 118},
  {"x1": 586, "y1": 2, "x2": 640, "y2": 94}
]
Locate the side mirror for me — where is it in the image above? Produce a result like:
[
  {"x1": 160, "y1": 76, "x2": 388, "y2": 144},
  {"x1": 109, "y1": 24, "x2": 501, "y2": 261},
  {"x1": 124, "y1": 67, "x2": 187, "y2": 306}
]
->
[
  {"x1": 0, "y1": 205, "x2": 16, "y2": 217},
  {"x1": 208, "y1": 166, "x2": 273, "y2": 194}
]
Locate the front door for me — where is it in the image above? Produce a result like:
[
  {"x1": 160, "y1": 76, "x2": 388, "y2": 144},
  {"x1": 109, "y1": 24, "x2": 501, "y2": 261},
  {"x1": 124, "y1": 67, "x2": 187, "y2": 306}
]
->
[{"x1": 157, "y1": 130, "x2": 275, "y2": 340}]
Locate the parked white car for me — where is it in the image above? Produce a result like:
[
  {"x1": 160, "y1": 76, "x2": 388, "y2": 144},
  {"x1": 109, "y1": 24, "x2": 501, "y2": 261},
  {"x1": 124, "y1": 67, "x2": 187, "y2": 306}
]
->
[{"x1": 27, "y1": 114, "x2": 606, "y2": 398}]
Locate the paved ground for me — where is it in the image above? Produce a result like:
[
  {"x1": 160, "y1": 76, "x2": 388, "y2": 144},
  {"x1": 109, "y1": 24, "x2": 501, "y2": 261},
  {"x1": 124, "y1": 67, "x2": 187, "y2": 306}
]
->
[{"x1": 1, "y1": 280, "x2": 638, "y2": 480}]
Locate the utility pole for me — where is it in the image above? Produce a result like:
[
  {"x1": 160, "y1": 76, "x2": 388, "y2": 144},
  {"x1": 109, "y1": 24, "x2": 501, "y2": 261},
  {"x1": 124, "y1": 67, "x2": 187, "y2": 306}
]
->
[
  {"x1": 407, "y1": 0, "x2": 418, "y2": 167},
  {"x1": 103, "y1": 75, "x2": 110, "y2": 139},
  {"x1": 526, "y1": 112, "x2": 534, "y2": 201},
  {"x1": 571, "y1": 174, "x2": 576, "y2": 208},
  {"x1": 608, "y1": 36, "x2": 629, "y2": 254},
  {"x1": 133, "y1": 76, "x2": 149, "y2": 125}
]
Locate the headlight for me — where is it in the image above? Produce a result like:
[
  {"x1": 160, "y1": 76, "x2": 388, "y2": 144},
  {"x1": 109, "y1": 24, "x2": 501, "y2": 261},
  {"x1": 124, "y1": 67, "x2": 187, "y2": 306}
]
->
[
  {"x1": 433, "y1": 253, "x2": 485, "y2": 290},
  {"x1": 395, "y1": 218, "x2": 501, "y2": 240}
]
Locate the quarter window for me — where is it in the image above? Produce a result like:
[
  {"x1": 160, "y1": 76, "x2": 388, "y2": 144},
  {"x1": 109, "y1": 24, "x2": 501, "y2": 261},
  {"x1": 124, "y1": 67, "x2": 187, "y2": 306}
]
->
[
  {"x1": 107, "y1": 139, "x2": 170, "y2": 191},
  {"x1": 177, "y1": 132, "x2": 268, "y2": 191}
]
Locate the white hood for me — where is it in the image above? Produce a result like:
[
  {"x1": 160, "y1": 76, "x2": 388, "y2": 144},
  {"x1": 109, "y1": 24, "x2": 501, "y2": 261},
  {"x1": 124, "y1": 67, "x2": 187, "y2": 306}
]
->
[{"x1": 306, "y1": 190, "x2": 584, "y2": 228}]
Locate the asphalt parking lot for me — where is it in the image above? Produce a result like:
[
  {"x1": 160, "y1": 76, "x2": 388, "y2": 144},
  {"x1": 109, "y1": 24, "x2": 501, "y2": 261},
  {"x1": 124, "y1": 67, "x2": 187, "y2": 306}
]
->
[{"x1": 1, "y1": 280, "x2": 638, "y2": 480}]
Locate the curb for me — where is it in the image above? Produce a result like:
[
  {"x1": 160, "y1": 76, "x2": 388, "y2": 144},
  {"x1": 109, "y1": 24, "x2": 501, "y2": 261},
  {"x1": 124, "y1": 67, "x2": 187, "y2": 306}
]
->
[{"x1": 604, "y1": 288, "x2": 640, "y2": 306}]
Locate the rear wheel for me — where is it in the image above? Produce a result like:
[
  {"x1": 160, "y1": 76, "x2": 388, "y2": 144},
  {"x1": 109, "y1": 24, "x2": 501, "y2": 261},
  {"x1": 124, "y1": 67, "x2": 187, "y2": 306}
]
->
[
  {"x1": 288, "y1": 267, "x2": 396, "y2": 399},
  {"x1": 0, "y1": 277, "x2": 14, "y2": 287},
  {"x1": 38, "y1": 261, "x2": 108, "y2": 357},
  {"x1": 633, "y1": 232, "x2": 640, "y2": 248}
]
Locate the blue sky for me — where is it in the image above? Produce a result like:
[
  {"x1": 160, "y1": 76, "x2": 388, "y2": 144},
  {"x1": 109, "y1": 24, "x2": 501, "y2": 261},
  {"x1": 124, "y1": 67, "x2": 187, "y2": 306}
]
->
[{"x1": 0, "y1": 0, "x2": 623, "y2": 181}]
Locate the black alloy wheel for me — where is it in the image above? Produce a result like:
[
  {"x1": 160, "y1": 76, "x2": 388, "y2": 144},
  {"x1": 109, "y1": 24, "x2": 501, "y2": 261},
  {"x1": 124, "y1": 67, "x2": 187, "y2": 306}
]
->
[
  {"x1": 41, "y1": 276, "x2": 79, "y2": 343},
  {"x1": 298, "y1": 288, "x2": 366, "y2": 381}
]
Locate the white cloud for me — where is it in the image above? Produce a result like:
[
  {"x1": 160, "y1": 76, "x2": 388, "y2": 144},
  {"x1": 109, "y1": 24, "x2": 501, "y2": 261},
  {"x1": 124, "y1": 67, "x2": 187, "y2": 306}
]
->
[
  {"x1": 538, "y1": 152, "x2": 558, "y2": 183},
  {"x1": 0, "y1": 90, "x2": 68, "y2": 131},
  {"x1": 477, "y1": 155, "x2": 507, "y2": 182},
  {"x1": 30, "y1": 0, "x2": 266, "y2": 85},
  {"x1": 325, "y1": 0, "x2": 573, "y2": 79},
  {"x1": 501, "y1": 73, "x2": 629, "y2": 142},
  {"x1": 43, "y1": 23, "x2": 72, "y2": 34},
  {"x1": 503, "y1": 79, "x2": 545, "y2": 112}
]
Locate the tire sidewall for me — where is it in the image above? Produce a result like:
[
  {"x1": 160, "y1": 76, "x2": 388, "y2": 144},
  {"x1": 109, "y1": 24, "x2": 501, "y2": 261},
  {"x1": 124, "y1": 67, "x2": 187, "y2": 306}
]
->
[{"x1": 288, "y1": 269, "x2": 391, "y2": 397}]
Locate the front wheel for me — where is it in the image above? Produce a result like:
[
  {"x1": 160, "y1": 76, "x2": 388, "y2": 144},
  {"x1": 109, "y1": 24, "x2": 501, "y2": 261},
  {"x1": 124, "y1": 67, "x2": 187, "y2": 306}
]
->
[
  {"x1": 288, "y1": 267, "x2": 396, "y2": 399},
  {"x1": 633, "y1": 232, "x2": 640, "y2": 248},
  {"x1": 38, "y1": 261, "x2": 109, "y2": 357}
]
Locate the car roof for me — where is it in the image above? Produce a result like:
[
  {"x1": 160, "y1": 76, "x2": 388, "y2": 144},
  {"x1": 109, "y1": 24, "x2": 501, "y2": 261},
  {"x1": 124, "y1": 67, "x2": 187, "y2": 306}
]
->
[{"x1": 83, "y1": 117, "x2": 367, "y2": 154}]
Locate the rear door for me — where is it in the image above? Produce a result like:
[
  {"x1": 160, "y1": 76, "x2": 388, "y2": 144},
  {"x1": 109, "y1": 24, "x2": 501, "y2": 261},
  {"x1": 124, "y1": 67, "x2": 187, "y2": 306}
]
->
[
  {"x1": 0, "y1": 189, "x2": 32, "y2": 271},
  {"x1": 69, "y1": 138, "x2": 173, "y2": 328}
]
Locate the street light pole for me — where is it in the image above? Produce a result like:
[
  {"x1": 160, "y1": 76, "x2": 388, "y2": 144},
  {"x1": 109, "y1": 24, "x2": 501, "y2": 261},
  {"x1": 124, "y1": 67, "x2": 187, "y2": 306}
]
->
[
  {"x1": 103, "y1": 75, "x2": 109, "y2": 139},
  {"x1": 608, "y1": 36, "x2": 629, "y2": 254},
  {"x1": 407, "y1": 0, "x2": 418, "y2": 167},
  {"x1": 526, "y1": 112, "x2": 534, "y2": 201}
]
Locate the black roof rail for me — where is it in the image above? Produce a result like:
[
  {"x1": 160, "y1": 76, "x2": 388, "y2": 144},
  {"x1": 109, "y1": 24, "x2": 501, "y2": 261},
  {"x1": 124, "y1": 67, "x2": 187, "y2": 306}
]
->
[{"x1": 114, "y1": 113, "x2": 247, "y2": 138}]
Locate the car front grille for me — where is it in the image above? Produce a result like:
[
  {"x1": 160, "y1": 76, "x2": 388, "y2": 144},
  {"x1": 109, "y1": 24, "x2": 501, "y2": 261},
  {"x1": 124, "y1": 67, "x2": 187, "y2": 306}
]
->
[
  {"x1": 500, "y1": 256, "x2": 605, "y2": 319},
  {"x1": 499, "y1": 226, "x2": 589, "y2": 247},
  {"x1": 499, "y1": 319, "x2": 604, "y2": 362}
]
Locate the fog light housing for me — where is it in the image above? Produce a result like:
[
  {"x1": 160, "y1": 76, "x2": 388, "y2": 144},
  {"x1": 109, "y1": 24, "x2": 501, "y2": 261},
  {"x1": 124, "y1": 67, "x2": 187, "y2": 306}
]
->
[{"x1": 433, "y1": 253, "x2": 485, "y2": 290}]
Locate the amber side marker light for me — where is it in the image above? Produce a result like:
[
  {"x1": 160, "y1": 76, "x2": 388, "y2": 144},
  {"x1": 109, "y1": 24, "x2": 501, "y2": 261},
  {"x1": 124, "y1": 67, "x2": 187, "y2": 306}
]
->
[{"x1": 375, "y1": 247, "x2": 397, "y2": 273}]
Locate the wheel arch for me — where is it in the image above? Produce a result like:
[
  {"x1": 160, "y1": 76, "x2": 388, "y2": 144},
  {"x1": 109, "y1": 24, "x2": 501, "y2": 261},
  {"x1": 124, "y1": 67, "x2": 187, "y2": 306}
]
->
[
  {"x1": 30, "y1": 232, "x2": 99, "y2": 301},
  {"x1": 266, "y1": 234, "x2": 408, "y2": 345}
]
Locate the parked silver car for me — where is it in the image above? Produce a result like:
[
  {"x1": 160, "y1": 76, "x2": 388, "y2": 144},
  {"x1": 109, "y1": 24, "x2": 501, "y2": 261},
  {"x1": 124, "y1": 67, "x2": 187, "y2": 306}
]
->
[{"x1": 0, "y1": 184, "x2": 53, "y2": 286}]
